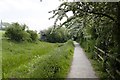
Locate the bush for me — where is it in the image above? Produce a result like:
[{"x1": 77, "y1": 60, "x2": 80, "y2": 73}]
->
[
  {"x1": 5, "y1": 23, "x2": 29, "y2": 42},
  {"x1": 5, "y1": 22, "x2": 38, "y2": 42},
  {"x1": 26, "y1": 30, "x2": 38, "y2": 41},
  {"x1": 21, "y1": 31, "x2": 31, "y2": 41}
]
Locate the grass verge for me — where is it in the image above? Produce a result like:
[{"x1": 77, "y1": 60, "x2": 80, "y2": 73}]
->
[{"x1": 2, "y1": 39, "x2": 74, "y2": 78}]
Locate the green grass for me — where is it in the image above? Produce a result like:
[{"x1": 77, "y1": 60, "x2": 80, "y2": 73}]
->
[
  {"x1": 0, "y1": 30, "x2": 5, "y2": 39},
  {"x1": 0, "y1": 31, "x2": 4, "y2": 79},
  {"x1": 2, "y1": 38, "x2": 74, "y2": 78}
]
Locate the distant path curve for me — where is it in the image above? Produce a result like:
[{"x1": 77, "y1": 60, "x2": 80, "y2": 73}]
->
[{"x1": 67, "y1": 41, "x2": 97, "y2": 78}]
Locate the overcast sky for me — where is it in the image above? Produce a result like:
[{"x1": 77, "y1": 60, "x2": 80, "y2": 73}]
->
[
  {"x1": 0, "y1": 0, "x2": 64, "y2": 32},
  {"x1": 1, "y1": 0, "x2": 117, "y2": 32}
]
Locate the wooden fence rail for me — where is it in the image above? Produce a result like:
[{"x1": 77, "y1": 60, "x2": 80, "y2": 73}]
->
[{"x1": 94, "y1": 46, "x2": 120, "y2": 79}]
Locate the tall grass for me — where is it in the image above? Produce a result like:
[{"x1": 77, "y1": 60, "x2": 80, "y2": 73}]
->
[{"x1": 2, "y1": 39, "x2": 74, "y2": 78}]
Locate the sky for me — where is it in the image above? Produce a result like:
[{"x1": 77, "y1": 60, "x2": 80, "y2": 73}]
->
[
  {"x1": 1, "y1": 0, "x2": 117, "y2": 32},
  {"x1": 0, "y1": 0, "x2": 64, "y2": 32}
]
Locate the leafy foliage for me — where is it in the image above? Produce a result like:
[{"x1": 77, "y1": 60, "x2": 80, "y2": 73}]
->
[
  {"x1": 5, "y1": 23, "x2": 38, "y2": 42},
  {"x1": 40, "y1": 26, "x2": 70, "y2": 43},
  {"x1": 5, "y1": 23, "x2": 29, "y2": 42},
  {"x1": 27, "y1": 30, "x2": 38, "y2": 42}
]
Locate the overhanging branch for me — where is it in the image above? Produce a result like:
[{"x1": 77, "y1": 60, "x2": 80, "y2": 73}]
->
[{"x1": 78, "y1": 8, "x2": 115, "y2": 21}]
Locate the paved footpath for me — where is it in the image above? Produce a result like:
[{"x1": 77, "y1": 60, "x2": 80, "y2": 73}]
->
[{"x1": 67, "y1": 41, "x2": 97, "y2": 78}]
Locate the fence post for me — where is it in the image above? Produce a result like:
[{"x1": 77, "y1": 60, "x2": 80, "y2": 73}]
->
[
  {"x1": 94, "y1": 46, "x2": 98, "y2": 60},
  {"x1": 103, "y1": 51, "x2": 107, "y2": 71},
  {"x1": 103, "y1": 41, "x2": 108, "y2": 71}
]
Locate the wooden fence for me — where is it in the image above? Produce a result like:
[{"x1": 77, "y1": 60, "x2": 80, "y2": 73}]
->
[{"x1": 94, "y1": 46, "x2": 120, "y2": 79}]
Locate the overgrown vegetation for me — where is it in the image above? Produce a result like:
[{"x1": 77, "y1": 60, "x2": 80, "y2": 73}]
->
[{"x1": 2, "y1": 38, "x2": 74, "y2": 78}]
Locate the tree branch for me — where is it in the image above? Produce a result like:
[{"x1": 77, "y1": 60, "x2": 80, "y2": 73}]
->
[
  {"x1": 78, "y1": 8, "x2": 115, "y2": 21},
  {"x1": 89, "y1": 11, "x2": 115, "y2": 21}
]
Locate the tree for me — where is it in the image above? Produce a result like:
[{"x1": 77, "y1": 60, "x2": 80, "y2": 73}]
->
[{"x1": 40, "y1": 26, "x2": 70, "y2": 43}]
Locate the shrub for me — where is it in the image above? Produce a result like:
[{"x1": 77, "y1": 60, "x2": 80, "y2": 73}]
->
[
  {"x1": 21, "y1": 31, "x2": 31, "y2": 41},
  {"x1": 26, "y1": 30, "x2": 38, "y2": 41},
  {"x1": 5, "y1": 23, "x2": 30, "y2": 42},
  {"x1": 4, "y1": 23, "x2": 37, "y2": 42}
]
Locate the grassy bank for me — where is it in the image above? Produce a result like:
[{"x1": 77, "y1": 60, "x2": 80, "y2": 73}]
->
[
  {"x1": 80, "y1": 39, "x2": 108, "y2": 80},
  {"x1": 2, "y1": 39, "x2": 74, "y2": 78}
]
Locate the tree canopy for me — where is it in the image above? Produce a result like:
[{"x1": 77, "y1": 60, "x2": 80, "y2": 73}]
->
[{"x1": 49, "y1": 2, "x2": 120, "y2": 79}]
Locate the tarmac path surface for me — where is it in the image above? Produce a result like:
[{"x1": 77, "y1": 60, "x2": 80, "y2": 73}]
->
[{"x1": 67, "y1": 41, "x2": 97, "y2": 78}]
